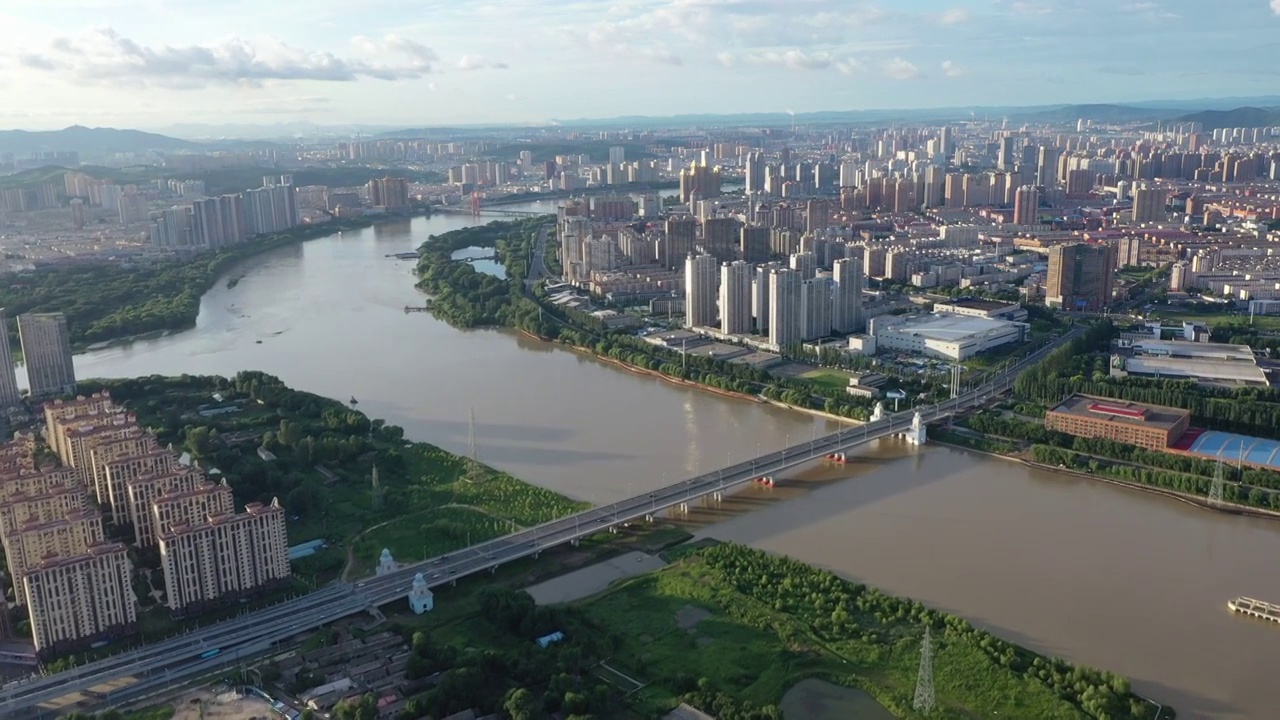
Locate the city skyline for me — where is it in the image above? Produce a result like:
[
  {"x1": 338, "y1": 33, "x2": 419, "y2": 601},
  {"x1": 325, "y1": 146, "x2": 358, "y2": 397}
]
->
[{"x1": 2, "y1": 0, "x2": 1279, "y2": 130}]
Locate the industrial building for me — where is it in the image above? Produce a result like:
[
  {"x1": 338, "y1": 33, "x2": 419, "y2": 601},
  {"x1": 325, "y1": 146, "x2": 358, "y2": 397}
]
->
[
  {"x1": 1110, "y1": 339, "x2": 1268, "y2": 387},
  {"x1": 1045, "y1": 395, "x2": 1191, "y2": 450},
  {"x1": 868, "y1": 313, "x2": 1027, "y2": 361},
  {"x1": 933, "y1": 297, "x2": 1029, "y2": 323}
]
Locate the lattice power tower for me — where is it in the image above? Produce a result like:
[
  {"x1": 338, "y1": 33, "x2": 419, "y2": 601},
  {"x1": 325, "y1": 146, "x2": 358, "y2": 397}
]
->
[{"x1": 913, "y1": 624, "x2": 936, "y2": 714}]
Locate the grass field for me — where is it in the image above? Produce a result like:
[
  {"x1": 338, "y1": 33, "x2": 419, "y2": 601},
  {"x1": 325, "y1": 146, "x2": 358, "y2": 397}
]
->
[
  {"x1": 799, "y1": 368, "x2": 857, "y2": 393},
  {"x1": 1149, "y1": 309, "x2": 1280, "y2": 331},
  {"x1": 580, "y1": 545, "x2": 1159, "y2": 719}
]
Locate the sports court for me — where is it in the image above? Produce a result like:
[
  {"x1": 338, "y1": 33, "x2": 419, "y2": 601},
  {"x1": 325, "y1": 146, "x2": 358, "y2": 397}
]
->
[{"x1": 1186, "y1": 430, "x2": 1280, "y2": 470}]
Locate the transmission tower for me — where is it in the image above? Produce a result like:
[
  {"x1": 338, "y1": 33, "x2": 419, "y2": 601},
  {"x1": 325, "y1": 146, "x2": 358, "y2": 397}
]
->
[
  {"x1": 468, "y1": 407, "x2": 478, "y2": 463},
  {"x1": 1208, "y1": 456, "x2": 1225, "y2": 507},
  {"x1": 913, "y1": 625, "x2": 936, "y2": 715}
]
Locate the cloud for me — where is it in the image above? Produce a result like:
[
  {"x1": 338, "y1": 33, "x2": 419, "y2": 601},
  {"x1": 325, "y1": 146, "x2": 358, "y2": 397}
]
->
[
  {"x1": 16, "y1": 28, "x2": 439, "y2": 88},
  {"x1": 883, "y1": 57, "x2": 921, "y2": 80},
  {"x1": 1009, "y1": 1, "x2": 1053, "y2": 14},
  {"x1": 1272, "y1": 0, "x2": 1280, "y2": 14},
  {"x1": 941, "y1": 60, "x2": 967, "y2": 77},
  {"x1": 455, "y1": 55, "x2": 508, "y2": 71},
  {"x1": 715, "y1": 51, "x2": 735, "y2": 68},
  {"x1": 731, "y1": 49, "x2": 837, "y2": 71},
  {"x1": 939, "y1": 7, "x2": 971, "y2": 24}
]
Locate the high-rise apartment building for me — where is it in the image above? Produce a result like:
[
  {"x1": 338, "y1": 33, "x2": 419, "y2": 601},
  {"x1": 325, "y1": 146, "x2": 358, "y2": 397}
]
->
[
  {"x1": 745, "y1": 152, "x2": 765, "y2": 193},
  {"x1": 719, "y1": 261, "x2": 753, "y2": 335},
  {"x1": 158, "y1": 499, "x2": 290, "y2": 616},
  {"x1": 702, "y1": 217, "x2": 740, "y2": 262},
  {"x1": 768, "y1": 267, "x2": 802, "y2": 349},
  {"x1": 59, "y1": 413, "x2": 140, "y2": 487},
  {"x1": 100, "y1": 450, "x2": 179, "y2": 524},
  {"x1": 89, "y1": 435, "x2": 157, "y2": 506},
  {"x1": 739, "y1": 225, "x2": 770, "y2": 264},
  {"x1": 789, "y1": 251, "x2": 817, "y2": 281},
  {"x1": 608, "y1": 146, "x2": 626, "y2": 165},
  {"x1": 752, "y1": 265, "x2": 773, "y2": 334},
  {"x1": 367, "y1": 177, "x2": 410, "y2": 210},
  {"x1": 831, "y1": 257, "x2": 865, "y2": 334},
  {"x1": 1117, "y1": 236, "x2": 1143, "y2": 268},
  {"x1": 3, "y1": 509, "x2": 104, "y2": 604},
  {"x1": 126, "y1": 468, "x2": 208, "y2": 546},
  {"x1": 684, "y1": 254, "x2": 719, "y2": 329},
  {"x1": 0, "y1": 485, "x2": 87, "y2": 538},
  {"x1": 800, "y1": 278, "x2": 832, "y2": 341},
  {"x1": 1131, "y1": 184, "x2": 1166, "y2": 223},
  {"x1": 678, "y1": 161, "x2": 722, "y2": 203},
  {"x1": 1013, "y1": 185, "x2": 1040, "y2": 225},
  {"x1": 18, "y1": 313, "x2": 76, "y2": 399},
  {"x1": 151, "y1": 482, "x2": 235, "y2": 542},
  {"x1": 23, "y1": 542, "x2": 136, "y2": 657},
  {"x1": 1046, "y1": 243, "x2": 1117, "y2": 311},
  {"x1": 663, "y1": 217, "x2": 697, "y2": 270},
  {"x1": 0, "y1": 309, "x2": 20, "y2": 407}
]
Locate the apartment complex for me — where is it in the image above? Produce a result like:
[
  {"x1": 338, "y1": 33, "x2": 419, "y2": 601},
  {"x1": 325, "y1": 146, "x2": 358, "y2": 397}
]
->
[
  {"x1": 158, "y1": 498, "x2": 290, "y2": 616},
  {"x1": 1, "y1": 393, "x2": 292, "y2": 657},
  {"x1": 22, "y1": 543, "x2": 136, "y2": 657},
  {"x1": 1045, "y1": 395, "x2": 1190, "y2": 451}
]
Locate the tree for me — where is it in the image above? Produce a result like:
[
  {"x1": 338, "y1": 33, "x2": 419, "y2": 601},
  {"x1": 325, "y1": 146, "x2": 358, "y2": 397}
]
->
[{"x1": 503, "y1": 687, "x2": 538, "y2": 720}]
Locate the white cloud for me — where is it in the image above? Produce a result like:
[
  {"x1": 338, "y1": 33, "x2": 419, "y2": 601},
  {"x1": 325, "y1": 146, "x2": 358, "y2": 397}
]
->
[
  {"x1": 835, "y1": 58, "x2": 864, "y2": 75},
  {"x1": 1271, "y1": 0, "x2": 1280, "y2": 15},
  {"x1": 17, "y1": 28, "x2": 439, "y2": 88},
  {"x1": 739, "y1": 50, "x2": 835, "y2": 71},
  {"x1": 715, "y1": 51, "x2": 735, "y2": 68},
  {"x1": 939, "y1": 7, "x2": 971, "y2": 24},
  {"x1": 883, "y1": 57, "x2": 921, "y2": 80},
  {"x1": 1010, "y1": 1, "x2": 1054, "y2": 15},
  {"x1": 941, "y1": 60, "x2": 967, "y2": 77},
  {"x1": 455, "y1": 55, "x2": 508, "y2": 71}
]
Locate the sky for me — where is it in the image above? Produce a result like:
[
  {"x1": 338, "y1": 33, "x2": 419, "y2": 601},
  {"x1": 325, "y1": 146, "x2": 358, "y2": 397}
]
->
[{"x1": 1, "y1": 0, "x2": 1279, "y2": 131}]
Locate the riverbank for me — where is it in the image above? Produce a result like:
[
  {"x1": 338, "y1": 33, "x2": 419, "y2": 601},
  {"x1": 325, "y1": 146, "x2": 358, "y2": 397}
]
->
[
  {"x1": 930, "y1": 433, "x2": 1280, "y2": 522},
  {"x1": 3, "y1": 214, "x2": 425, "y2": 350}
]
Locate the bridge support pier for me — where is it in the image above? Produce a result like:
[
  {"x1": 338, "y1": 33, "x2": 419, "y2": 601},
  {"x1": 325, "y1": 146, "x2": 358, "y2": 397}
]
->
[
  {"x1": 679, "y1": 502, "x2": 688, "y2": 513},
  {"x1": 645, "y1": 514, "x2": 653, "y2": 522},
  {"x1": 609, "y1": 526, "x2": 617, "y2": 534},
  {"x1": 713, "y1": 491, "x2": 722, "y2": 502},
  {"x1": 534, "y1": 551, "x2": 540, "y2": 559},
  {"x1": 451, "y1": 579, "x2": 457, "y2": 587},
  {"x1": 571, "y1": 538, "x2": 579, "y2": 547},
  {"x1": 489, "y1": 566, "x2": 497, "y2": 574}
]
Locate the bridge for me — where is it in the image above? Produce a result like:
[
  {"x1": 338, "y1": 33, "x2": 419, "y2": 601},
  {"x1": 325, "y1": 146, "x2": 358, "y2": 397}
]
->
[
  {"x1": 432, "y1": 206, "x2": 543, "y2": 218},
  {"x1": 1, "y1": 332, "x2": 1074, "y2": 718}
]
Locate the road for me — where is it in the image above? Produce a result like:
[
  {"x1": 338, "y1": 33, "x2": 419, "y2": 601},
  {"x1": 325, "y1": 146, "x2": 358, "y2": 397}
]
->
[{"x1": 3, "y1": 330, "x2": 1076, "y2": 719}]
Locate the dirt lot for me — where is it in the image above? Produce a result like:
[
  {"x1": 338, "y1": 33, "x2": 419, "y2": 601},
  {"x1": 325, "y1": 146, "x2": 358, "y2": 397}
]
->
[
  {"x1": 525, "y1": 551, "x2": 667, "y2": 605},
  {"x1": 168, "y1": 688, "x2": 278, "y2": 720}
]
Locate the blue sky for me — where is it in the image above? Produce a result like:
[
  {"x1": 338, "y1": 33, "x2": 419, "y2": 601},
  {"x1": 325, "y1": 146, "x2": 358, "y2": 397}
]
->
[{"x1": 1, "y1": 0, "x2": 1278, "y2": 130}]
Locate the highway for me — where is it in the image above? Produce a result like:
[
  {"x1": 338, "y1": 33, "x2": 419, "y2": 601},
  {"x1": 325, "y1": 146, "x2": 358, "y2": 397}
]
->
[{"x1": 3, "y1": 330, "x2": 1074, "y2": 719}]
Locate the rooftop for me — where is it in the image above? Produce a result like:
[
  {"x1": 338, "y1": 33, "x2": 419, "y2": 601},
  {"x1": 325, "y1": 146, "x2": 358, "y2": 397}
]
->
[
  {"x1": 873, "y1": 313, "x2": 1017, "y2": 341},
  {"x1": 1049, "y1": 394, "x2": 1190, "y2": 431},
  {"x1": 937, "y1": 297, "x2": 1019, "y2": 312}
]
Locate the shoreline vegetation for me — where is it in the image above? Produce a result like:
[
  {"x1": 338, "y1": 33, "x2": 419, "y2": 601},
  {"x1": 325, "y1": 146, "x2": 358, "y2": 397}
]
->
[
  {"x1": 413, "y1": 217, "x2": 902, "y2": 423},
  {"x1": 1, "y1": 212, "x2": 426, "y2": 351}
]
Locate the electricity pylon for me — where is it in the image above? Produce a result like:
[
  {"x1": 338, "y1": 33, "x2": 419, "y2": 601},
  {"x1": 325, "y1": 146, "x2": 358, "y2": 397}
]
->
[
  {"x1": 1208, "y1": 456, "x2": 1225, "y2": 507},
  {"x1": 913, "y1": 624, "x2": 936, "y2": 714}
]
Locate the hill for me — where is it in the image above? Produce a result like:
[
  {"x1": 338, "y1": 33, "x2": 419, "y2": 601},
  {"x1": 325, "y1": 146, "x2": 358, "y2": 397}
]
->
[
  {"x1": 1014, "y1": 103, "x2": 1178, "y2": 124},
  {"x1": 1174, "y1": 106, "x2": 1280, "y2": 131},
  {"x1": 0, "y1": 126, "x2": 199, "y2": 156}
]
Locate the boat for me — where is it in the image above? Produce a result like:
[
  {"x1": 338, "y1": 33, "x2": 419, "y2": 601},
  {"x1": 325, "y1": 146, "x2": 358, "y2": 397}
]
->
[
  {"x1": 1228, "y1": 596, "x2": 1280, "y2": 624},
  {"x1": 349, "y1": 396, "x2": 359, "y2": 405}
]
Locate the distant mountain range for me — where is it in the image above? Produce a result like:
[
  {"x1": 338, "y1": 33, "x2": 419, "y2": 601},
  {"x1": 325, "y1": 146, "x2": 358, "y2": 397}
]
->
[
  {"x1": 3, "y1": 96, "x2": 1280, "y2": 149},
  {"x1": 0, "y1": 125, "x2": 202, "y2": 156},
  {"x1": 1172, "y1": 107, "x2": 1280, "y2": 131}
]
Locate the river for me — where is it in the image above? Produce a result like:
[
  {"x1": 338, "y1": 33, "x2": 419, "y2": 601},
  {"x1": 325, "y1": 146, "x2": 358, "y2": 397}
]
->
[{"x1": 66, "y1": 203, "x2": 1280, "y2": 719}]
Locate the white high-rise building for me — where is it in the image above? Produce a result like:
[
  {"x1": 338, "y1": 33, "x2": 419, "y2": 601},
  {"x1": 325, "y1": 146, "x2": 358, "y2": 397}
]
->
[
  {"x1": 684, "y1": 254, "x2": 719, "y2": 329},
  {"x1": 581, "y1": 235, "x2": 618, "y2": 277},
  {"x1": 608, "y1": 146, "x2": 626, "y2": 165},
  {"x1": 560, "y1": 216, "x2": 590, "y2": 285},
  {"x1": 752, "y1": 264, "x2": 775, "y2": 334},
  {"x1": 800, "y1": 277, "x2": 832, "y2": 341},
  {"x1": 831, "y1": 257, "x2": 864, "y2": 334},
  {"x1": 719, "y1": 261, "x2": 753, "y2": 335},
  {"x1": 0, "y1": 309, "x2": 20, "y2": 407},
  {"x1": 767, "y1": 267, "x2": 802, "y2": 349},
  {"x1": 789, "y1": 251, "x2": 817, "y2": 280}
]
